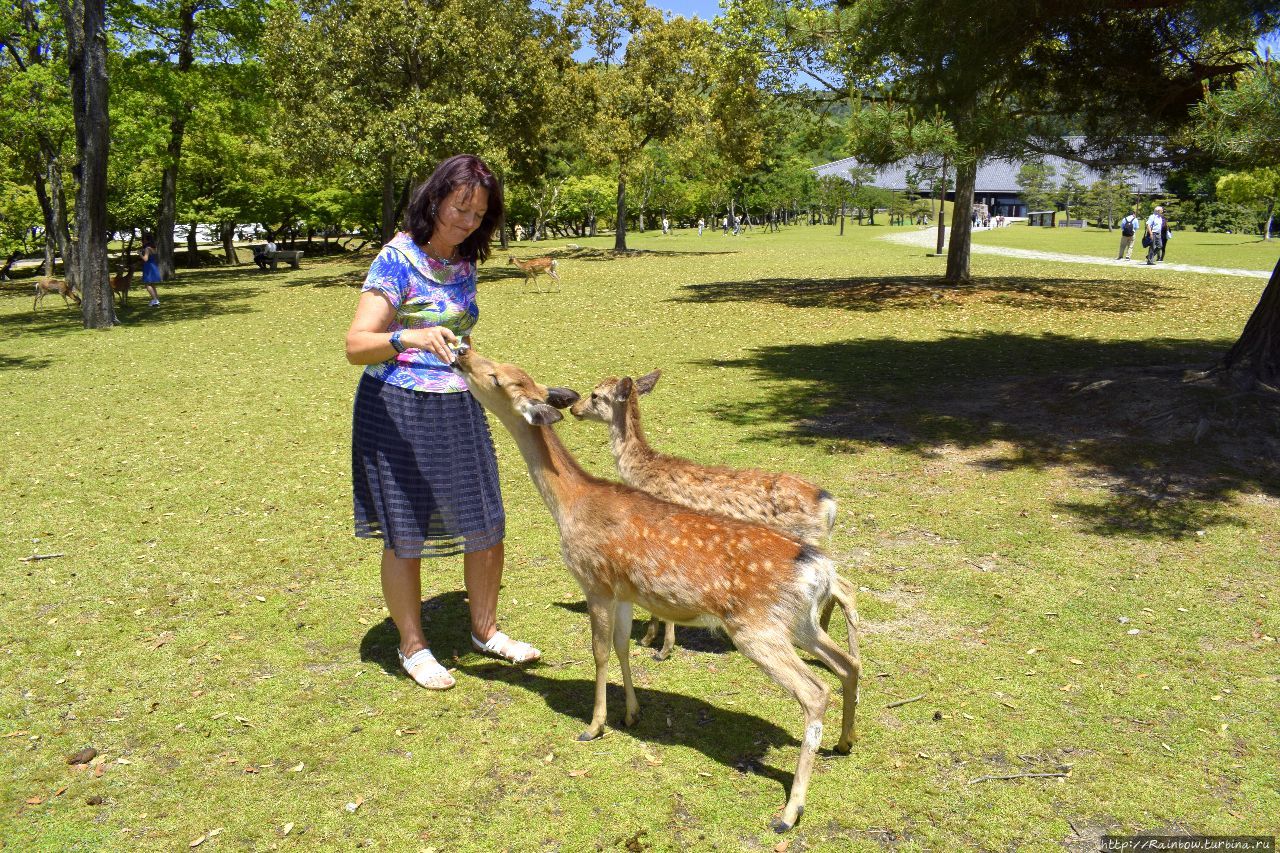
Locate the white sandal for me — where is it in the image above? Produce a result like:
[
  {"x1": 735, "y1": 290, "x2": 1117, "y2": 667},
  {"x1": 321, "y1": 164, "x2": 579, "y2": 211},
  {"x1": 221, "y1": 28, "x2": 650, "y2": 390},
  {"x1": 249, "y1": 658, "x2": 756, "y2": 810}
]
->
[
  {"x1": 398, "y1": 647, "x2": 455, "y2": 690},
  {"x1": 471, "y1": 630, "x2": 541, "y2": 664}
]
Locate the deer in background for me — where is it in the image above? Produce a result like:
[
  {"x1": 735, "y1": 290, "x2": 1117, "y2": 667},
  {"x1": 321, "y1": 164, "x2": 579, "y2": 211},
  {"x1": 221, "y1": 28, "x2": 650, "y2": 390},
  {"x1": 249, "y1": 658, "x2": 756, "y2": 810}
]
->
[
  {"x1": 508, "y1": 255, "x2": 560, "y2": 293},
  {"x1": 32, "y1": 277, "x2": 81, "y2": 311},
  {"x1": 570, "y1": 370, "x2": 839, "y2": 659},
  {"x1": 111, "y1": 266, "x2": 135, "y2": 306},
  {"x1": 452, "y1": 346, "x2": 860, "y2": 834}
]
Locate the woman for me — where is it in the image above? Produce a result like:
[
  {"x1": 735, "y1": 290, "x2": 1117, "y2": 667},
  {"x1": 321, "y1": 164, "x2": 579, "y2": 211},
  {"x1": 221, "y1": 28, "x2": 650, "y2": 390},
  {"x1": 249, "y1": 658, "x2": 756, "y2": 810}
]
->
[
  {"x1": 345, "y1": 154, "x2": 539, "y2": 691},
  {"x1": 140, "y1": 235, "x2": 161, "y2": 306}
]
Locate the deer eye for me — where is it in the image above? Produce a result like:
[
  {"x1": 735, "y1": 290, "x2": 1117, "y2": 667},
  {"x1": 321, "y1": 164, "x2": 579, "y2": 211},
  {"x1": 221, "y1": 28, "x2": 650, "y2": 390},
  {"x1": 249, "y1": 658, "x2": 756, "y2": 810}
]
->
[{"x1": 488, "y1": 374, "x2": 500, "y2": 388}]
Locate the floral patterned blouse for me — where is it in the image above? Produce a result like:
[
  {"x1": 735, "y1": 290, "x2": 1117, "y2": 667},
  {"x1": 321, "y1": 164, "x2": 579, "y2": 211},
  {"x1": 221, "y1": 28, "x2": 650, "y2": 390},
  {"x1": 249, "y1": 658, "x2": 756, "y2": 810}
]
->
[{"x1": 361, "y1": 232, "x2": 479, "y2": 393}]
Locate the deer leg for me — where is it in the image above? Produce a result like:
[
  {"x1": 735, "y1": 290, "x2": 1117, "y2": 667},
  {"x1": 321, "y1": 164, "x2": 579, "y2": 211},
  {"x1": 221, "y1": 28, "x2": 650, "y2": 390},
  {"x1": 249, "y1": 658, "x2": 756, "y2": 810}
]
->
[
  {"x1": 733, "y1": 631, "x2": 830, "y2": 834},
  {"x1": 641, "y1": 615, "x2": 659, "y2": 647},
  {"x1": 579, "y1": 596, "x2": 615, "y2": 741},
  {"x1": 797, "y1": 628, "x2": 860, "y2": 753},
  {"x1": 613, "y1": 601, "x2": 640, "y2": 726},
  {"x1": 655, "y1": 621, "x2": 675, "y2": 661}
]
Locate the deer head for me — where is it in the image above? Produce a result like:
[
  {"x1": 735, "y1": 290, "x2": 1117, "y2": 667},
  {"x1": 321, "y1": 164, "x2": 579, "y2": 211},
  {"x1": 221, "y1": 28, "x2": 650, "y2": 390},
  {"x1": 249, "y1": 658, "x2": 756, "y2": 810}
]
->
[
  {"x1": 452, "y1": 346, "x2": 579, "y2": 426},
  {"x1": 569, "y1": 370, "x2": 661, "y2": 423}
]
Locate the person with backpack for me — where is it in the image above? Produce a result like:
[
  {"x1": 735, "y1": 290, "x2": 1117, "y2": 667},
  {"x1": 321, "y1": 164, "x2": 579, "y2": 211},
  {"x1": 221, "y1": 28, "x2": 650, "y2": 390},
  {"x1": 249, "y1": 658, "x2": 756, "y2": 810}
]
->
[
  {"x1": 1158, "y1": 216, "x2": 1172, "y2": 262},
  {"x1": 1117, "y1": 210, "x2": 1141, "y2": 260}
]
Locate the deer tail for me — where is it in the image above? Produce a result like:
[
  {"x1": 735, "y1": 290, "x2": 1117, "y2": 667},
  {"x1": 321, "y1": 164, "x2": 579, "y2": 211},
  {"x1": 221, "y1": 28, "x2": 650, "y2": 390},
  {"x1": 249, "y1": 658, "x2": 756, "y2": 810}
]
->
[
  {"x1": 817, "y1": 489, "x2": 837, "y2": 535},
  {"x1": 819, "y1": 573, "x2": 858, "y2": 650}
]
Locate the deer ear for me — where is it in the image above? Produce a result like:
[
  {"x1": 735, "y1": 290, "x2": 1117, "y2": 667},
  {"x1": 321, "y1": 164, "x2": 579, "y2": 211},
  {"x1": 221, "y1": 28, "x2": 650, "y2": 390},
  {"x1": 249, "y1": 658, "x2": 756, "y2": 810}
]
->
[
  {"x1": 545, "y1": 387, "x2": 580, "y2": 409},
  {"x1": 523, "y1": 401, "x2": 564, "y2": 426},
  {"x1": 635, "y1": 370, "x2": 661, "y2": 395},
  {"x1": 615, "y1": 376, "x2": 634, "y2": 402}
]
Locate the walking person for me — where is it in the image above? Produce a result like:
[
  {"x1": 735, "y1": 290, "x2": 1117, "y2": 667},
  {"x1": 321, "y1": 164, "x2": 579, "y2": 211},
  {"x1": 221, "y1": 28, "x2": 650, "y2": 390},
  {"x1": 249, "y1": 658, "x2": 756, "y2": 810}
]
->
[
  {"x1": 345, "y1": 154, "x2": 539, "y2": 692},
  {"x1": 139, "y1": 235, "x2": 161, "y2": 306},
  {"x1": 697, "y1": 217, "x2": 705, "y2": 236},
  {"x1": 1117, "y1": 209, "x2": 1141, "y2": 260},
  {"x1": 1158, "y1": 216, "x2": 1171, "y2": 262},
  {"x1": 1144, "y1": 205, "x2": 1165, "y2": 265}
]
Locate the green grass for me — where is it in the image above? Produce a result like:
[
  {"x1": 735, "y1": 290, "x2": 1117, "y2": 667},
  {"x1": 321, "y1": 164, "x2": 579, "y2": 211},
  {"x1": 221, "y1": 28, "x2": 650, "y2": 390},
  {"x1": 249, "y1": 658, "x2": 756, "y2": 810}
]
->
[
  {"x1": 973, "y1": 222, "x2": 1280, "y2": 271},
  {"x1": 2, "y1": 224, "x2": 1278, "y2": 850}
]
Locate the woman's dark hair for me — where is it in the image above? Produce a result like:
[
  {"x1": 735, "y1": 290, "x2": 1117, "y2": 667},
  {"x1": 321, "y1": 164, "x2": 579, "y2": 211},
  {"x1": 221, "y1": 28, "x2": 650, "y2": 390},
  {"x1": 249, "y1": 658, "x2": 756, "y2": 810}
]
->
[
  {"x1": 404, "y1": 154, "x2": 504, "y2": 264},
  {"x1": 141, "y1": 234, "x2": 155, "y2": 249}
]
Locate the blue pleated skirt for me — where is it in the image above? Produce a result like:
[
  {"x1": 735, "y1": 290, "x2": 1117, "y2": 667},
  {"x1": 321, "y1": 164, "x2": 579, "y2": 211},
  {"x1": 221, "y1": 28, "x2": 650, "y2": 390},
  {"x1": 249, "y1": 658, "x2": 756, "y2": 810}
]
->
[{"x1": 352, "y1": 373, "x2": 505, "y2": 558}]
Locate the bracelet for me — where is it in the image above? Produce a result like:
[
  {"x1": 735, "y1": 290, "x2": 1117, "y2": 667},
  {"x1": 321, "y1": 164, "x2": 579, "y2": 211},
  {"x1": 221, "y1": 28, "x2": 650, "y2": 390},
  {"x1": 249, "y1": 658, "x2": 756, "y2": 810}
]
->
[{"x1": 389, "y1": 330, "x2": 407, "y2": 353}]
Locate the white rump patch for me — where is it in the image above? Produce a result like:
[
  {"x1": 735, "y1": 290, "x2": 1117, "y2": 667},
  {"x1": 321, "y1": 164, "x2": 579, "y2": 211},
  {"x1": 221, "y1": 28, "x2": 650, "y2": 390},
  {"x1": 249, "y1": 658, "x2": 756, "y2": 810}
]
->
[{"x1": 804, "y1": 721, "x2": 824, "y2": 750}]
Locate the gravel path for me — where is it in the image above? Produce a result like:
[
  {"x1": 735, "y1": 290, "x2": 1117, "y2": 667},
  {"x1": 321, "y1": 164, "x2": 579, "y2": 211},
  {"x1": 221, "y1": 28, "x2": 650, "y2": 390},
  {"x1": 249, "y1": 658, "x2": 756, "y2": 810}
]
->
[{"x1": 881, "y1": 227, "x2": 1273, "y2": 280}]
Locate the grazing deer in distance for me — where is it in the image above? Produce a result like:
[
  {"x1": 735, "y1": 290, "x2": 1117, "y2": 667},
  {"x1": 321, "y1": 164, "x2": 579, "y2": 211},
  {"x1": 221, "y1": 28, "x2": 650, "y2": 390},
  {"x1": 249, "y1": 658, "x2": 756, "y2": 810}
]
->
[
  {"x1": 507, "y1": 255, "x2": 560, "y2": 293},
  {"x1": 571, "y1": 370, "x2": 839, "y2": 658},
  {"x1": 32, "y1": 277, "x2": 81, "y2": 312},
  {"x1": 451, "y1": 345, "x2": 860, "y2": 834}
]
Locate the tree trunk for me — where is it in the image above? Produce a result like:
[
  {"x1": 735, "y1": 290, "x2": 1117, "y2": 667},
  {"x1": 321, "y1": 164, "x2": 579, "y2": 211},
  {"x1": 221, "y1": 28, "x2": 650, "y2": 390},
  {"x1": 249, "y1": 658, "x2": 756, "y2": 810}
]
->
[
  {"x1": 35, "y1": 154, "x2": 76, "y2": 286},
  {"x1": 935, "y1": 158, "x2": 949, "y2": 256},
  {"x1": 380, "y1": 154, "x2": 396, "y2": 244},
  {"x1": 614, "y1": 171, "x2": 628, "y2": 252},
  {"x1": 34, "y1": 169, "x2": 58, "y2": 276},
  {"x1": 0, "y1": 250, "x2": 20, "y2": 280},
  {"x1": 221, "y1": 221, "x2": 238, "y2": 264},
  {"x1": 1264, "y1": 199, "x2": 1274, "y2": 242},
  {"x1": 945, "y1": 159, "x2": 978, "y2": 283},
  {"x1": 497, "y1": 174, "x2": 508, "y2": 251},
  {"x1": 61, "y1": 0, "x2": 113, "y2": 327},
  {"x1": 154, "y1": 1, "x2": 197, "y2": 281},
  {"x1": 1221, "y1": 257, "x2": 1280, "y2": 387}
]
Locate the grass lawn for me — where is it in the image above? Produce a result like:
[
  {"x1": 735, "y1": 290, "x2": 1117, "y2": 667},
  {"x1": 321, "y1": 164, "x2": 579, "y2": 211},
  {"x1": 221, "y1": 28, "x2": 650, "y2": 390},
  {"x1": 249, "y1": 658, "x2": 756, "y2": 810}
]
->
[
  {"x1": 2, "y1": 224, "x2": 1277, "y2": 851},
  {"x1": 973, "y1": 222, "x2": 1280, "y2": 271}
]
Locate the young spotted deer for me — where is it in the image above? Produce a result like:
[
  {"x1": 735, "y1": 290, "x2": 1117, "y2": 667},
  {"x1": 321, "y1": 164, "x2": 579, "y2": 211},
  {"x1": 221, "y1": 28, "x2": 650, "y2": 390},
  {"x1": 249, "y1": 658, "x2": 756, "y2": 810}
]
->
[
  {"x1": 570, "y1": 370, "x2": 839, "y2": 658},
  {"x1": 572, "y1": 370, "x2": 837, "y2": 541},
  {"x1": 507, "y1": 255, "x2": 560, "y2": 293},
  {"x1": 452, "y1": 346, "x2": 860, "y2": 833}
]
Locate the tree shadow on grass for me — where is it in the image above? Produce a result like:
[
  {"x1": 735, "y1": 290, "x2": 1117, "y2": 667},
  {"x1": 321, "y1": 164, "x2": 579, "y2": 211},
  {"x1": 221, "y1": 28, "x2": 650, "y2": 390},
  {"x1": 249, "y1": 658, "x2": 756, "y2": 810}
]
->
[
  {"x1": 453, "y1": 663, "x2": 805, "y2": 794},
  {"x1": 674, "y1": 274, "x2": 1174, "y2": 313},
  {"x1": 693, "y1": 332, "x2": 1279, "y2": 539},
  {"x1": 550, "y1": 600, "x2": 735, "y2": 655},
  {"x1": 0, "y1": 353, "x2": 53, "y2": 372},
  {"x1": 358, "y1": 591, "x2": 806, "y2": 793},
  {"x1": 0, "y1": 279, "x2": 260, "y2": 340}
]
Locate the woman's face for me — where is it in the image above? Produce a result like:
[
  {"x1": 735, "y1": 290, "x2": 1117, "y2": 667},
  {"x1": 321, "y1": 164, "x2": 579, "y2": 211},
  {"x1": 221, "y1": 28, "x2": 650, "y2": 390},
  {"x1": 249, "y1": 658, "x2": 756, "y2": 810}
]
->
[{"x1": 434, "y1": 185, "x2": 489, "y2": 247}]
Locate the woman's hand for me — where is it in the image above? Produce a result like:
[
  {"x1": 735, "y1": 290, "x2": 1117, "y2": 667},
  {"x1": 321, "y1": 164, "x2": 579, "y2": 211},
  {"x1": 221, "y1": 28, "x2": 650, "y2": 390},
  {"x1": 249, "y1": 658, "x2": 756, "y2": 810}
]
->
[{"x1": 404, "y1": 326, "x2": 458, "y2": 364}]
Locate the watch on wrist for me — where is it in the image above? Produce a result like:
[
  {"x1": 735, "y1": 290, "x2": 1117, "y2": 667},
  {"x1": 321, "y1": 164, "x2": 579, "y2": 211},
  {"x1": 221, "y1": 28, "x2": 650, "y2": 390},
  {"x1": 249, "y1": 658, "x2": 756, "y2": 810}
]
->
[{"x1": 389, "y1": 330, "x2": 407, "y2": 353}]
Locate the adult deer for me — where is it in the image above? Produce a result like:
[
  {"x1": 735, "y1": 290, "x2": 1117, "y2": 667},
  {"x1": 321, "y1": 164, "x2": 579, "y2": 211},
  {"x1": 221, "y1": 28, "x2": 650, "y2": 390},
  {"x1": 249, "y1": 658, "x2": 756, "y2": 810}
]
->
[
  {"x1": 32, "y1": 277, "x2": 81, "y2": 311},
  {"x1": 111, "y1": 267, "x2": 134, "y2": 305},
  {"x1": 507, "y1": 255, "x2": 560, "y2": 293},
  {"x1": 451, "y1": 345, "x2": 860, "y2": 833},
  {"x1": 571, "y1": 370, "x2": 839, "y2": 658}
]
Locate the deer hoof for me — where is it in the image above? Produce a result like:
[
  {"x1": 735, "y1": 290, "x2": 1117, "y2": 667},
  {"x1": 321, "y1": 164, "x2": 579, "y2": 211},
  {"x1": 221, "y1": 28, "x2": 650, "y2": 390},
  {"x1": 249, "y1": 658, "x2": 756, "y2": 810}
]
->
[
  {"x1": 576, "y1": 729, "x2": 602, "y2": 742},
  {"x1": 623, "y1": 711, "x2": 640, "y2": 728},
  {"x1": 834, "y1": 740, "x2": 852, "y2": 755},
  {"x1": 770, "y1": 818, "x2": 793, "y2": 834}
]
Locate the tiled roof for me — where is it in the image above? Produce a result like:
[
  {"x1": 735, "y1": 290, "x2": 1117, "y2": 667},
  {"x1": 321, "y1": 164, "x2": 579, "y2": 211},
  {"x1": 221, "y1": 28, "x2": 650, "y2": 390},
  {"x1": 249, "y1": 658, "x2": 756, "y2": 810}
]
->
[{"x1": 813, "y1": 152, "x2": 1165, "y2": 195}]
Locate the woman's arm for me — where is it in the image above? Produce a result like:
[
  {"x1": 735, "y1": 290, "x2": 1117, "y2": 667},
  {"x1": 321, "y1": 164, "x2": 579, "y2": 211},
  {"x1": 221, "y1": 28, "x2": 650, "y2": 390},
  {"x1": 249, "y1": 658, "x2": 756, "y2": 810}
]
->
[{"x1": 344, "y1": 290, "x2": 458, "y2": 365}]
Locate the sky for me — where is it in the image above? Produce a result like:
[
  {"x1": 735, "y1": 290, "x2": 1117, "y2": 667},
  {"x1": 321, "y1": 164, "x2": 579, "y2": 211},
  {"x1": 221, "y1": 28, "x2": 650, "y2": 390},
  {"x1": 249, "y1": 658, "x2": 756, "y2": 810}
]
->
[{"x1": 649, "y1": 0, "x2": 724, "y2": 19}]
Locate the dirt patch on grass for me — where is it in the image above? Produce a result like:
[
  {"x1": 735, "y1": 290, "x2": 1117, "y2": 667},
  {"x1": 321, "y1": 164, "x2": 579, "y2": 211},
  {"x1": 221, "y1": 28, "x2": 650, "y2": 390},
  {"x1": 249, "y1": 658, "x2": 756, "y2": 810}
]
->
[{"x1": 859, "y1": 585, "x2": 980, "y2": 648}]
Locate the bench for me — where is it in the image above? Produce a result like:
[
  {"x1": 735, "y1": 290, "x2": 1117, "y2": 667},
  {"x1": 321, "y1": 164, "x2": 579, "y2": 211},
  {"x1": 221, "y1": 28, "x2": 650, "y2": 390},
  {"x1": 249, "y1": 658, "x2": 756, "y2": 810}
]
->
[{"x1": 246, "y1": 245, "x2": 304, "y2": 270}]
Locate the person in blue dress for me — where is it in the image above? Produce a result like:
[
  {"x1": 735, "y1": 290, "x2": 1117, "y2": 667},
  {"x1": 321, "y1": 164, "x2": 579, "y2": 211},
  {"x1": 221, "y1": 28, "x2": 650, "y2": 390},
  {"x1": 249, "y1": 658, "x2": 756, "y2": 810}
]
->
[{"x1": 140, "y1": 235, "x2": 161, "y2": 306}]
